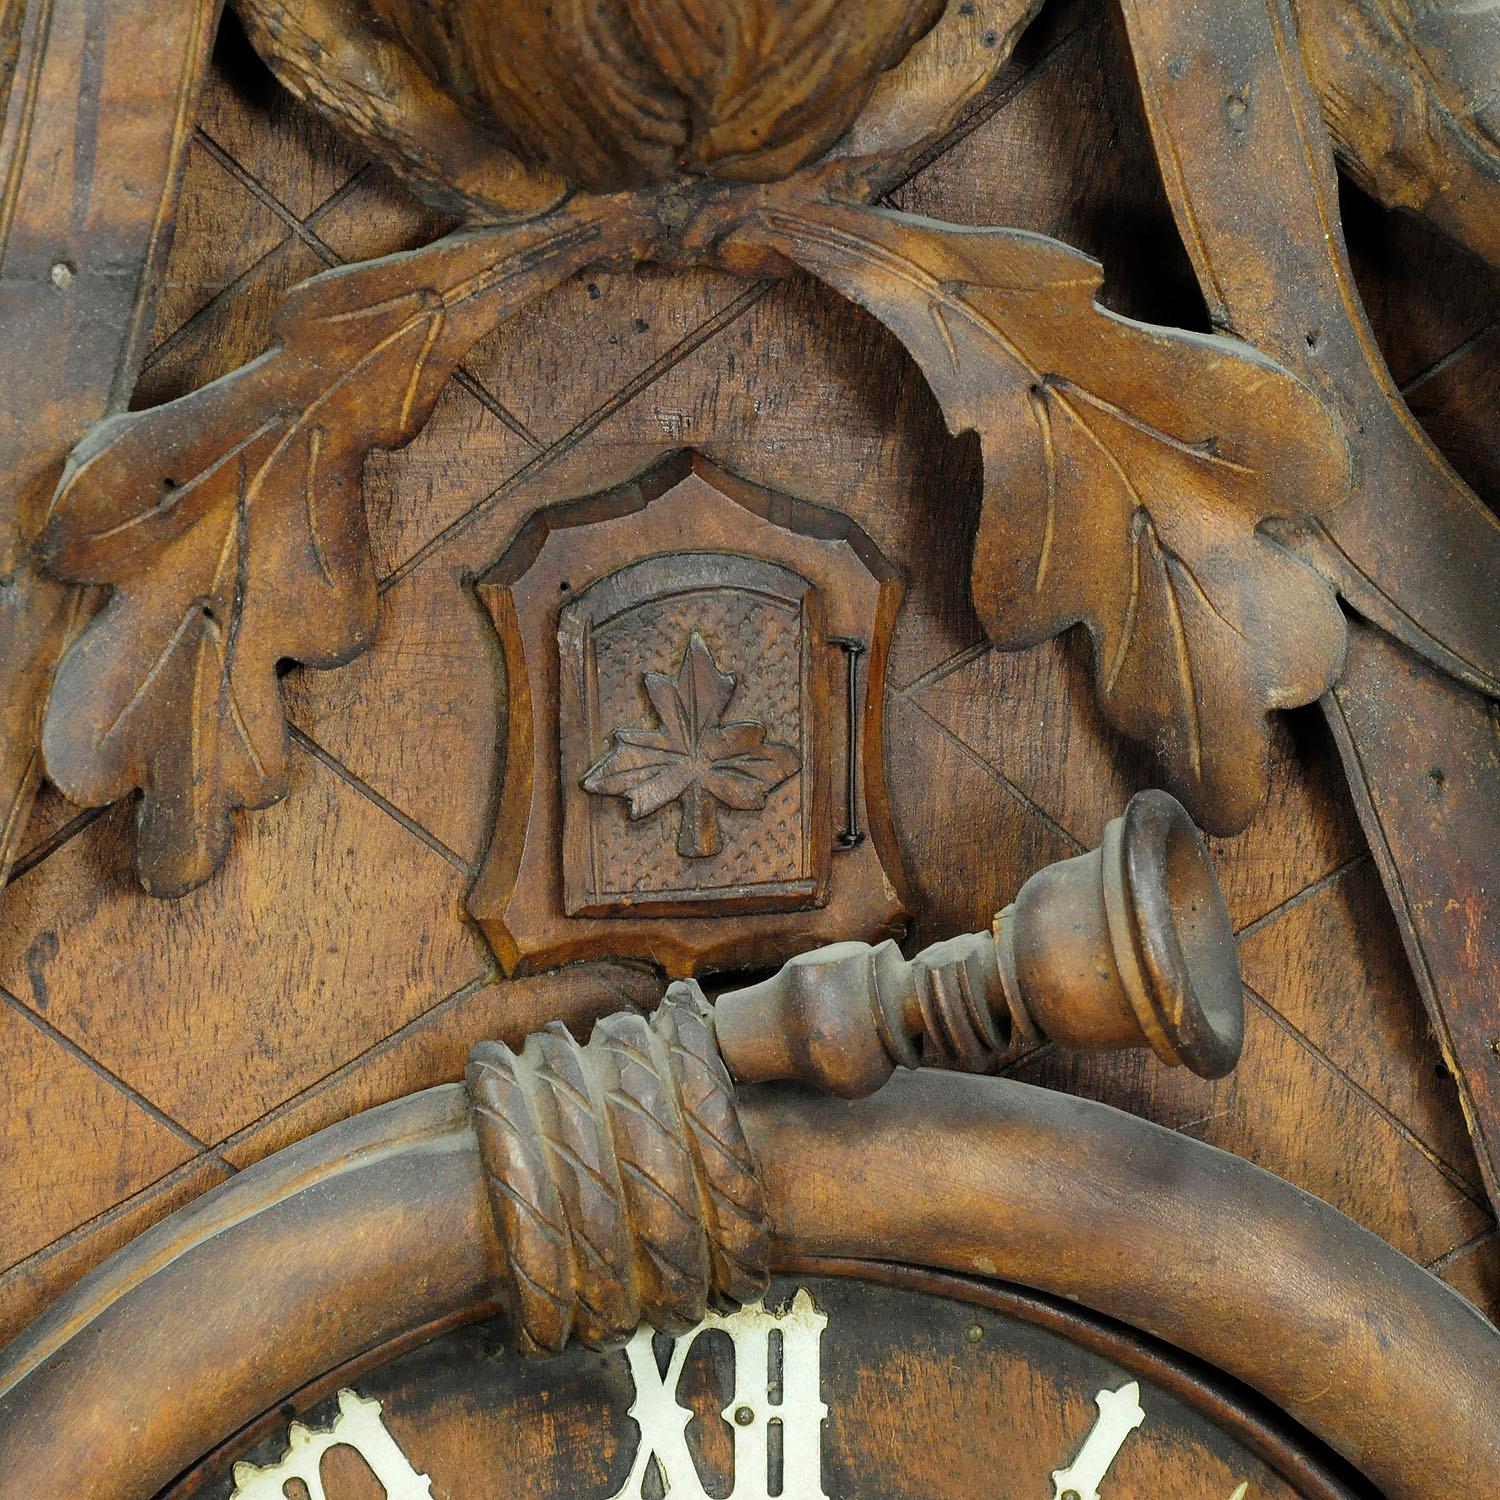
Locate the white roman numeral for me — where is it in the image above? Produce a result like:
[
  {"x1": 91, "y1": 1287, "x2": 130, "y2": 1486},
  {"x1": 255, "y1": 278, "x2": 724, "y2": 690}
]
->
[
  {"x1": 608, "y1": 1289, "x2": 830, "y2": 1500},
  {"x1": 1051, "y1": 1381, "x2": 1146, "y2": 1500},
  {"x1": 607, "y1": 1324, "x2": 702, "y2": 1500},
  {"x1": 229, "y1": 1388, "x2": 434, "y2": 1500}
]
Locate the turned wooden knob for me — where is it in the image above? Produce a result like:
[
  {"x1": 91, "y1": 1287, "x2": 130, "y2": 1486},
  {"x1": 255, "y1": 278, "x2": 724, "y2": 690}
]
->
[{"x1": 707, "y1": 789, "x2": 1243, "y2": 1093}]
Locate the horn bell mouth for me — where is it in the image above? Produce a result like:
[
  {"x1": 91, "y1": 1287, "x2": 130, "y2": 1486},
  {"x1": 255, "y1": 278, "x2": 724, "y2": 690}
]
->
[{"x1": 1105, "y1": 789, "x2": 1245, "y2": 1079}]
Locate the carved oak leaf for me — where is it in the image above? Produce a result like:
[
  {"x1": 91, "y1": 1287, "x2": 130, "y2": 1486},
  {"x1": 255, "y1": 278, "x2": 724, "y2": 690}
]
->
[
  {"x1": 0, "y1": 566, "x2": 83, "y2": 882},
  {"x1": 582, "y1": 633, "x2": 801, "y2": 859},
  {"x1": 40, "y1": 202, "x2": 650, "y2": 895},
  {"x1": 756, "y1": 203, "x2": 1351, "y2": 834}
]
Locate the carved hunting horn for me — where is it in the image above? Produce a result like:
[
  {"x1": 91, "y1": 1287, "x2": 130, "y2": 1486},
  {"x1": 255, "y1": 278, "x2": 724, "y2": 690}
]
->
[{"x1": 467, "y1": 788, "x2": 1242, "y2": 1353}]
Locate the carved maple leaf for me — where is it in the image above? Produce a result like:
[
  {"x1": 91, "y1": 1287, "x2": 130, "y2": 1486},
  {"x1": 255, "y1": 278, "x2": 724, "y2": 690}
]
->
[
  {"x1": 39, "y1": 203, "x2": 649, "y2": 895},
  {"x1": 582, "y1": 633, "x2": 800, "y2": 859},
  {"x1": 754, "y1": 203, "x2": 1352, "y2": 834}
]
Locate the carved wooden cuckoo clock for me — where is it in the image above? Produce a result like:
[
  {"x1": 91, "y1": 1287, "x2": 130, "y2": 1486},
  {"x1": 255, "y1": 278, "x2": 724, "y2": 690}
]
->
[{"x1": 2, "y1": 0, "x2": 1499, "y2": 1497}]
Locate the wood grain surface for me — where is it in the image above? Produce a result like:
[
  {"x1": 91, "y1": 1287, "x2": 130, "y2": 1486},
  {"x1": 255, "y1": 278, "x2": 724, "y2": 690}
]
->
[
  {"x1": 1116, "y1": 0, "x2": 1500, "y2": 1215},
  {"x1": 1, "y1": 0, "x2": 1497, "y2": 1350}
]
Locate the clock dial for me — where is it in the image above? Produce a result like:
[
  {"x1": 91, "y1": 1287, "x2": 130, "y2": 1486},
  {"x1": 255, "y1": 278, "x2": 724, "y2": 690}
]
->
[{"x1": 170, "y1": 1276, "x2": 1357, "y2": 1500}]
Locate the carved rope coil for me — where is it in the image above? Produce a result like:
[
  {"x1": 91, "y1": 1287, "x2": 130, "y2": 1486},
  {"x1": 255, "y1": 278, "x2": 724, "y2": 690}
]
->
[{"x1": 466, "y1": 988, "x2": 770, "y2": 1354}]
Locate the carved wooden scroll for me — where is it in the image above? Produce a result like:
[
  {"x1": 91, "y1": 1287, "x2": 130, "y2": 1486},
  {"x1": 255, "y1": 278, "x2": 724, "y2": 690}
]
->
[{"x1": 468, "y1": 454, "x2": 908, "y2": 977}]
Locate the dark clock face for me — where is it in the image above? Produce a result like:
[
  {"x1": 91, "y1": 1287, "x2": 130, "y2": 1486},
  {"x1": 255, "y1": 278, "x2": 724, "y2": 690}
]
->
[{"x1": 169, "y1": 1275, "x2": 1359, "y2": 1500}]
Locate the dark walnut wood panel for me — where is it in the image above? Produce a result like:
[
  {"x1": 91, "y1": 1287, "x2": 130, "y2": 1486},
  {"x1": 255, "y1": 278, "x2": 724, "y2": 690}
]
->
[
  {"x1": 0, "y1": 1155, "x2": 230, "y2": 1352},
  {"x1": 0, "y1": 752, "x2": 494, "y2": 1142},
  {"x1": 2, "y1": 0, "x2": 1499, "y2": 1347},
  {"x1": 0, "y1": 1001, "x2": 195, "y2": 1272}
]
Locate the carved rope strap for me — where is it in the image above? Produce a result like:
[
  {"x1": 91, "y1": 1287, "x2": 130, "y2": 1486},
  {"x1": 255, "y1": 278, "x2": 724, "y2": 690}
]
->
[{"x1": 465, "y1": 992, "x2": 769, "y2": 1355}]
